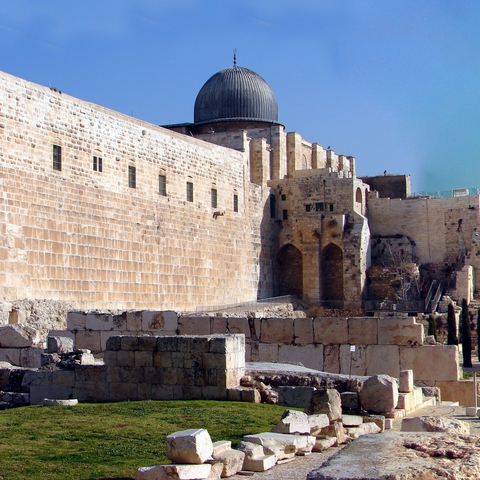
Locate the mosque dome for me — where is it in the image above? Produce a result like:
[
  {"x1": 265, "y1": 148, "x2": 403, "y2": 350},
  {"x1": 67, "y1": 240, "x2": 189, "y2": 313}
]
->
[{"x1": 194, "y1": 64, "x2": 279, "y2": 125}]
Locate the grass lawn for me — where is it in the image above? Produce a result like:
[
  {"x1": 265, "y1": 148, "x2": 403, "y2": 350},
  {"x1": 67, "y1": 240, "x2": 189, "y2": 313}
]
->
[{"x1": 0, "y1": 400, "x2": 289, "y2": 480}]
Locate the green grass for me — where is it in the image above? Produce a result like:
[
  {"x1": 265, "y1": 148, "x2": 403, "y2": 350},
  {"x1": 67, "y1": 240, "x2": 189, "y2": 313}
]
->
[{"x1": 0, "y1": 400, "x2": 288, "y2": 480}]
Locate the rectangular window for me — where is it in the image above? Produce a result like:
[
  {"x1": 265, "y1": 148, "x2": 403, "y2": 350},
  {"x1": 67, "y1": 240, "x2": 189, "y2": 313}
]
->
[
  {"x1": 281, "y1": 194, "x2": 286, "y2": 201},
  {"x1": 128, "y1": 165, "x2": 136, "y2": 188},
  {"x1": 211, "y1": 188, "x2": 218, "y2": 208},
  {"x1": 186, "y1": 181, "x2": 193, "y2": 202},
  {"x1": 283, "y1": 209, "x2": 288, "y2": 220},
  {"x1": 305, "y1": 204, "x2": 312, "y2": 213},
  {"x1": 315, "y1": 202, "x2": 324, "y2": 212},
  {"x1": 329, "y1": 204, "x2": 334, "y2": 212},
  {"x1": 93, "y1": 156, "x2": 103, "y2": 172},
  {"x1": 233, "y1": 194, "x2": 238, "y2": 212},
  {"x1": 53, "y1": 145, "x2": 61, "y2": 171},
  {"x1": 159, "y1": 174, "x2": 167, "y2": 196}
]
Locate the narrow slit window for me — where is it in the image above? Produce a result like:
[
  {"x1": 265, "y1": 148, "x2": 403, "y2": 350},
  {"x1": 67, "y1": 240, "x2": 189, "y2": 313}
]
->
[
  {"x1": 233, "y1": 194, "x2": 238, "y2": 212},
  {"x1": 186, "y1": 181, "x2": 193, "y2": 202},
  {"x1": 159, "y1": 174, "x2": 167, "y2": 196},
  {"x1": 128, "y1": 165, "x2": 136, "y2": 188},
  {"x1": 93, "y1": 156, "x2": 103, "y2": 172},
  {"x1": 211, "y1": 188, "x2": 218, "y2": 208},
  {"x1": 283, "y1": 209, "x2": 288, "y2": 220},
  {"x1": 305, "y1": 204, "x2": 312, "y2": 212},
  {"x1": 53, "y1": 145, "x2": 61, "y2": 171}
]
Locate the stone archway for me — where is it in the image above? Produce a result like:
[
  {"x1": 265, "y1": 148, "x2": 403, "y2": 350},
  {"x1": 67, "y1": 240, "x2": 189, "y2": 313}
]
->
[
  {"x1": 321, "y1": 243, "x2": 344, "y2": 301},
  {"x1": 274, "y1": 244, "x2": 303, "y2": 297}
]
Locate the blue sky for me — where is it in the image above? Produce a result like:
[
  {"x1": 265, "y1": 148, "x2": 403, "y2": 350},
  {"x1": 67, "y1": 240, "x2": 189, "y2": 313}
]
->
[{"x1": 1, "y1": 0, "x2": 479, "y2": 194}]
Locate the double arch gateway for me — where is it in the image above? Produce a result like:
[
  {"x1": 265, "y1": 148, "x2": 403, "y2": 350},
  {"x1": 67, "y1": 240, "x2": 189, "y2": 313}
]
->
[{"x1": 273, "y1": 242, "x2": 344, "y2": 302}]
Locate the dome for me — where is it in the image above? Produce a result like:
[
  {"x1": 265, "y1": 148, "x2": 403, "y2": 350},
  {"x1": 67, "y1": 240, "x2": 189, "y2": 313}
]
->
[{"x1": 194, "y1": 65, "x2": 279, "y2": 125}]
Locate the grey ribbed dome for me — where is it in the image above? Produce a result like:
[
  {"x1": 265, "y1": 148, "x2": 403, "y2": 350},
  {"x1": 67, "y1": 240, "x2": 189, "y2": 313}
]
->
[{"x1": 194, "y1": 66, "x2": 279, "y2": 125}]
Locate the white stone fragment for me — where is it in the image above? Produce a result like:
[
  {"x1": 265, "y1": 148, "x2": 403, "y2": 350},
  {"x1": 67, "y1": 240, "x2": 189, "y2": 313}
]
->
[
  {"x1": 43, "y1": 398, "x2": 78, "y2": 406},
  {"x1": 272, "y1": 409, "x2": 311, "y2": 434},
  {"x1": 308, "y1": 414, "x2": 330, "y2": 436},
  {"x1": 243, "y1": 432, "x2": 314, "y2": 459},
  {"x1": 135, "y1": 464, "x2": 211, "y2": 480},
  {"x1": 313, "y1": 436, "x2": 337, "y2": 452},
  {"x1": 341, "y1": 414, "x2": 363, "y2": 427},
  {"x1": 166, "y1": 429, "x2": 214, "y2": 464},
  {"x1": 210, "y1": 441, "x2": 245, "y2": 477},
  {"x1": 0, "y1": 324, "x2": 40, "y2": 348},
  {"x1": 399, "y1": 369, "x2": 414, "y2": 393},
  {"x1": 236, "y1": 441, "x2": 276, "y2": 472}
]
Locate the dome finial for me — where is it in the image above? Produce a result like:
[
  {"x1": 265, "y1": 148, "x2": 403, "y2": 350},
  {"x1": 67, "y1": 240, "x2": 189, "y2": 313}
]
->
[{"x1": 233, "y1": 48, "x2": 237, "y2": 67}]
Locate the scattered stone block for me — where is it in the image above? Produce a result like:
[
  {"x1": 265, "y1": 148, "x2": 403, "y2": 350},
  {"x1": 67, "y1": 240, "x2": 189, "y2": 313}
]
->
[
  {"x1": 363, "y1": 415, "x2": 385, "y2": 432},
  {"x1": 243, "y1": 432, "x2": 314, "y2": 459},
  {"x1": 210, "y1": 440, "x2": 245, "y2": 477},
  {"x1": 272, "y1": 410, "x2": 310, "y2": 434},
  {"x1": 319, "y1": 421, "x2": 347, "y2": 446},
  {"x1": 342, "y1": 414, "x2": 363, "y2": 427},
  {"x1": 135, "y1": 464, "x2": 212, "y2": 480},
  {"x1": 399, "y1": 369, "x2": 414, "y2": 393},
  {"x1": 340, "y1": 391, "x2": 359, "y2": 412},
  {"x1": 313, "y1": 436, "x2": 337, "y2": 452},
  {"x1": 278, "y1": 386, "x2": 315, "y2": 408},
  {"x1": 359, "y1": 374, "x2": 399, "y2": 414},
  {"x1": 346, "y1": 422, "x2": 381, "y2": 438},
  {"x1": 236, "y1": 441, "x2": 276, "y2": 472},
  {"x1": 166, "y1": 429, "x2": 214, "y2": 464},
  {"x1": 401, "y1": 416, "x2": 470, "y2": 434},
  {"x1": 47, "y1": 336, "x2": 74, "y2": 354},
  {"x1": 0, "y1": 324, "x2": 40, "y2": 347},
  {"x1": 307, "y1": 414, "x2": 330, "y2": 436},
  {"x1": 384, "y1": 418, "x2": 393, "y2": 429},
  {"x1": 305, "y1": 388, "x2": 342, "y2": 421}
]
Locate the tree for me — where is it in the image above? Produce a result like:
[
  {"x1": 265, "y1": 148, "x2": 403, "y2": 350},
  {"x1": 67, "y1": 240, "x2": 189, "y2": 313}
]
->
[
  {"x1": 446, "y1": 303, "x2": 458, "y2": 345},
  {"x1": 461, "y1": 299, "x2": 472, "y2": 368},
  {"x1": 477, "y1": 309, "x2": 480, "y2": 362},
  {"x1": 427, "y1": 314, "x2": 437, "y2": 341}
]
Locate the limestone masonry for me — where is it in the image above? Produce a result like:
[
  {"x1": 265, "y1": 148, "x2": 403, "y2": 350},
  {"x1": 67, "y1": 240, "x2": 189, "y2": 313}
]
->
[{"x1": 0, "y1": 63, "x2": 478, "y2": 310}]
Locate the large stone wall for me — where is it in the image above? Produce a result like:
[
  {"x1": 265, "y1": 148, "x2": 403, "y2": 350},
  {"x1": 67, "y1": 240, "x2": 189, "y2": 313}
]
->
[
  {"x1": 368, "y1": 194, "x2": 480, "y2": 290},
  {"x1": 66, "y1": 311, "x2": 460, "y2": 385},
  {"x1": 0, "y1": 70, "x2": 272, "y2": 310},
  {"x1": 24, "y1": 334, "x2": 245, "y2": 404}
]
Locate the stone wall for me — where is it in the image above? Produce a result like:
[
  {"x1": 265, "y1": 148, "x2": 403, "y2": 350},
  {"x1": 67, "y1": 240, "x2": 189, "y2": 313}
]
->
[
  {"x1": 66, "y1": 311, "x2": 460, "y2": 385},
  {"x1": 24, "y1": 334, "x2": 245, "y2": 404},
  {"x1": 0, "y1": 69, "x2": 272, "y2": 310},
  {"x1": 368, "y1": 194, "x2": 480, "y2": 291}
]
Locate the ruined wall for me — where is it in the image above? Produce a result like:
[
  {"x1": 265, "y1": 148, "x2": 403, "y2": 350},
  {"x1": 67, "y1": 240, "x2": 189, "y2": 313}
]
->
[
  {"x1": 368, "y1": 195, "x2": 480, "y2": 291},
  {"x1": 0, "y1": 70, "x2": 272, "y2": 310},
  {"x1": 65, "y1": 311, "x2": 460, "y2": 385},
  {"x1": 25, "y1": 334, "x2": 245, "y2": 404},
  {"x1": 361, "y1": 174, "x2": 411, "y2": 199}
]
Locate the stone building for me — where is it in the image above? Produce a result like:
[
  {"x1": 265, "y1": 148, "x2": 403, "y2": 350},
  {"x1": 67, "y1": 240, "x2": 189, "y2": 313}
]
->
[{"x1": 0, "y1": 61, "x2": 478, "y2": 311}]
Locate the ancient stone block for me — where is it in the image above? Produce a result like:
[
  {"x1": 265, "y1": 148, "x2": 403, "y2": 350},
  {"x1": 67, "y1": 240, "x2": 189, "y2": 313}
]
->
[
  {"x1": 258, "y1": 343, "x2": 278, "y2": 362},
  {"x1": 0, "y1": 324, "x2": 40, "y2": 348},
  {"x1": 135, "y1": 351, "x2": 153, "y2": 367},
  {"x1": 66, "y1": 312, "x2": 86, "y2": 331},
  {"x1": 109, "y1": 382, "x2": 138, "y2": 402},
  {"x1": 348, "y1": 317, "x2": 378, "y2": 345},
  {"x1": 308, "y1": 414, "x2": 330, "y2": 436},
  {"x1": 346, "y1": 421, "x2": 381, "y2": 438},
  {"x1": 313, "y1": 317, "x2": 348, "y2": 345},
  {"x1": 278, "y1": 344, "x2": 323, "y2": 371},
  {"x1": 243, "y1": 432, "x2": 313, "y2": 459},
  {"x1": 126, "y1": 311, "x2": 142, "y2": 331},
  {"x1": 342, "y1": 414, "x2": 364, "y2": 427},
  {"x1": 305, "y1": 389, "x2": 342, "y2": 421},
  {"x1": 319, "y1": 421, "x2": 347, "y2": 445},
  {"x1": 236, "y1": 441, "x2": 276, "y2": 472},
  {"x1": 75, "y1": 330, "x2": 101, "y2": 352},
  {"x1": 116, "y1": 350, "x2": 135, "y2": 367},
  {"x1": 401, "y1": 416, "x2": 469, "y2": 434},
  {"x1": 178, "y1": 316, "x2": 211, "y2": 335},
  {"x1": 47, "y1": 336, "x2": 74, "y2": 354},
  {"x1": 226, "y1": 317, "x2": 250, "y2": 337},
  {"x1": 105, "y1": 335, "x2": 122, "y2": 351},
  {"x1": 121, "y1": 336, "x2": 139, "y2": 351},
  {"x1": 399, "y1": 369, "x2": 414, "y2": 393},
  {"x1": 323, "y1": 344, "x2": 340, "y2": 374},
  {"x1": 272, "y1": 410, "x2": 311, "y2": 434},
  {"x1": 294, "y1": 317, "x2": 314, "y2": 344},
  {"x1": 135, "y1": 464, "x2": 212, "y2": 480},
  {"x1": 399, "y1": 345, "x2": 460, "y2": 382},
  {"x1": 142, "y1": 311, "x2": 178, "y2": 333},
  {"x1": 313, "y1": 436, "x2": 336, "y2": 452},
  {"x1": 278, "y1": 386, "x2": 315, "y2": 408},
  {"x1": 210, "y1": 440, "x2": 245, "y2": 477},
  {"x1": 365, "y1": 345, "x2": 400, "y2": 378},
  {"x1": 166, "y1": 428, "x2": 213, "y2": 464},
  {"x1": 359, "y1": 374, "x2": 399, "y2": 414},
  {"x1": 340, "y1": 392, "x2": 359, "y2": 412},
  {"x1": 86, "y1": 313, "x2": 113, "y2": 331},
  {"x1": 260, "y1": 318, "x2": 294, "y2": 344},
  {"x1": 377, "y1": 317, "x2": 424, "y2": 346}
]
